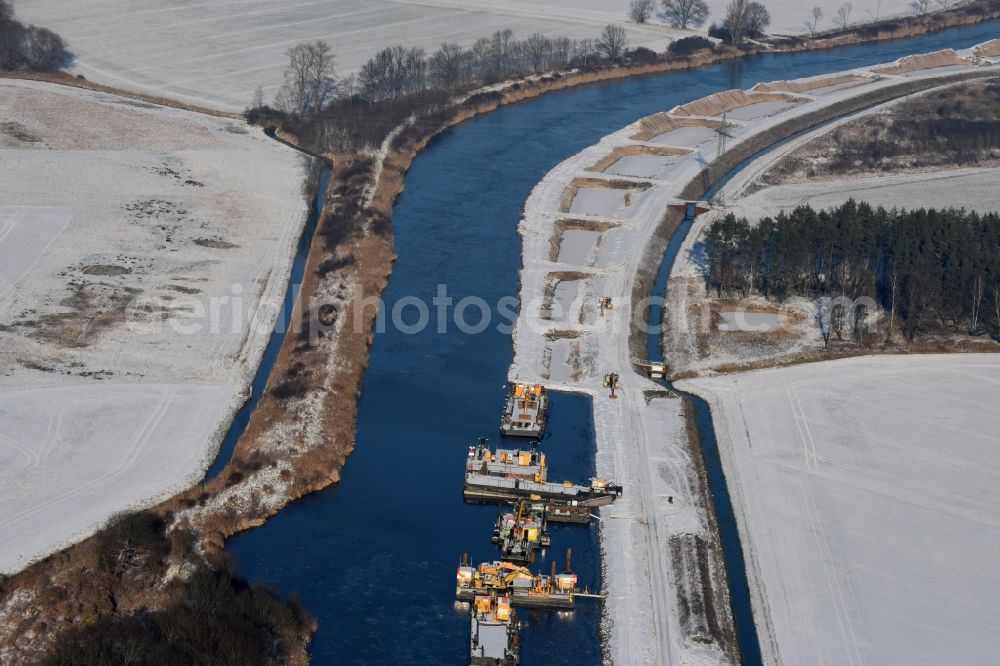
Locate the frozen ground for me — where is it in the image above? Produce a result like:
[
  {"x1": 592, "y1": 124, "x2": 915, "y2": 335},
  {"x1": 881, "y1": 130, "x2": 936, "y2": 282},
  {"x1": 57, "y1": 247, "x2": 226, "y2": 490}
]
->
[
  {"x1": 679, "y1": 355, "x2": 1000, "y2": 666},
  {"x1": 511, "y1": 44, "x2": 1000, "y2": 665},
  {"x1": 0, "y1": 80, "x2": 309, "y2": 573},
  {"x1": 15, "y1": 0, "x2": 934, "y2": 110},
  {"x1": 568, "y1": 186, "x2": 642, "y2": 217},
  {"x1": 603, "y1": 154, "x2": 681, "y2": 179},
  {"x1": 648, "y1": 124, "x2": 725, "y2": 148},
  {"x1": 723, "y1": 101, "x2": 794, "y2": 121}
]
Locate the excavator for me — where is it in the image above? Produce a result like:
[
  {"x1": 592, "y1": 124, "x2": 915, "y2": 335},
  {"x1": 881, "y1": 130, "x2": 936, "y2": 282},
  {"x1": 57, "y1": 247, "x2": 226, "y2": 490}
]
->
[{"x1": 456, "y1": 551, "x2": 578, "y2": 609}]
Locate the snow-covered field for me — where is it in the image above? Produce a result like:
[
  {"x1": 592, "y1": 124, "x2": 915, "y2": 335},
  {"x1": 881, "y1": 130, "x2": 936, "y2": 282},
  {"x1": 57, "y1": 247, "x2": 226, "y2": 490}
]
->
[
  {"x1": 730, "y1": 167, "x2": 1000, "y2": 220},
  {"x1": 15, "y1": 0, "x2": 928, "y2": 110},
  {"x1": 14, "y1": 0, "x2": 677, "y2": 111},
  {"x1": 679, "y1": 354, "x2": 1000, "y2": 666},
  {"x1": 0, "y1": 80, "x2": 309, "y2": 573}
]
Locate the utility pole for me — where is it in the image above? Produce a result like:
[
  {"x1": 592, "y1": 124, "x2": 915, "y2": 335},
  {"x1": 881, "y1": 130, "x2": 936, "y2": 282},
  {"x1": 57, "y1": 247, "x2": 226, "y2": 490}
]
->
[{"x1": 711, "y1": 113, "x2": 735, "y2": 206}]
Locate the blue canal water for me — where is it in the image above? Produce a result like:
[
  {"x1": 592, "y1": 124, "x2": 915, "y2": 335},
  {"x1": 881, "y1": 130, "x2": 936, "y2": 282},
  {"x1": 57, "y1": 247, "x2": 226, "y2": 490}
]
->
[{"x1": 227, "y1": 21, "x2": 1000, "y2": 666}]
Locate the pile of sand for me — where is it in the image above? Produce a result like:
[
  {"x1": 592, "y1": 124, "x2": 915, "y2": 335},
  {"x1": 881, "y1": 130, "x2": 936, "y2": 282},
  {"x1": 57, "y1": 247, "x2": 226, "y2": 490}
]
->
[
  {"x1": 873, "y1": 48, "x2": 972, "y2": 74},
  {"x1": 752, "y1": 74, "x2": 871, "y2": 94},
  {"x1": 973, "y1": 39, "x2": 1000, "y2": 58},
  {"x1": 670, "y1": 89, "x2": 806, "y2": 117},
  {"x1": 629, "y1": 113, "x2": 725, "y2": 141}
]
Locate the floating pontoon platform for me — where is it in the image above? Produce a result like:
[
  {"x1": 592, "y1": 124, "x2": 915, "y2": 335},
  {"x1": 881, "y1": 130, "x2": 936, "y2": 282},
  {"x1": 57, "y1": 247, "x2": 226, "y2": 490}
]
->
[
  {"x1": 464, "y1": 473, "x2": 622, "y2": 507},
  {"x1": 500, "y1": 383, "x2": 549, "y2": 438},
  {"x1": 470, "y1": 595, "x2": 519, "y2": 665},
  {"x1": 467, "y1": 438, "x2": 546, "y2": 483}
]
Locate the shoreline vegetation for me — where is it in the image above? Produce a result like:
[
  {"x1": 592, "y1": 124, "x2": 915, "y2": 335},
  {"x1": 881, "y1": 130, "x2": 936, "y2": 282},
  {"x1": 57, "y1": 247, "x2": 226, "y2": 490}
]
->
[{"x1": 2, "y1": 2, "x2": 1000, "y2": 663}]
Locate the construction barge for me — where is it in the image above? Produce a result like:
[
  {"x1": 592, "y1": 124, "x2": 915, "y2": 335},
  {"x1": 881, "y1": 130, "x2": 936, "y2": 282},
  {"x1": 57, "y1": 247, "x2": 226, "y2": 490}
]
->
[
  {"x1": 465, "y1": 473, "x2": 622, "y2": 506},
  {"x1": 492, "y1": 500, "x2": 551, "y2": 563},
  {"x1": 465, "y1": 438, "x2": 622, "y2": 507},
  {"x1": 470, "y1": 594, "x2": 519, "y2": 665},
  {"x1": 500, "y1": 383, "x2": 549, "y2": 438},
  {"x1": 467, "y1": 439, "x2": 546, "y2": 482},
  {"x1": 458, "y1": 558, "x2": 578, "y2": 611}
]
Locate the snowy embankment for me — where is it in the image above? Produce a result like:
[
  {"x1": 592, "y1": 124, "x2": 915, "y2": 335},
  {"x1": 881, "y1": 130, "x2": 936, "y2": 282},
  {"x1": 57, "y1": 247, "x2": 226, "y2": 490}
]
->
[
  {"x1": 510, "y1": 42, "x2": 1000, "y2": 665},
  {"x1": 678, "y1": 354, "x2": 1000, "y2": 666},
  {"x1": 0, "y1": 80, "x2": 309, "y2": 574},
  {"x1": 14, "y1": 0, "x2": 940, "y2": 112}
]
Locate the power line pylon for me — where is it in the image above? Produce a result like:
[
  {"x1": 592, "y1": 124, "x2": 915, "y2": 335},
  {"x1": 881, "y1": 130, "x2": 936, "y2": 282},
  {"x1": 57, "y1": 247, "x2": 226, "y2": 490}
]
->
[{"x1": 711, "y1": 113, "x2": 735, "y2": 206}]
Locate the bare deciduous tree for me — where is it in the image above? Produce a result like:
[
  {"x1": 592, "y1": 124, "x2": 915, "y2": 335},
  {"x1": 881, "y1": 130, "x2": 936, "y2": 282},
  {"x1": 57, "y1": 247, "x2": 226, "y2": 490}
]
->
[
  {"x1": 914, "y1": 0, "x2": 931, "y2": 14},
  {"x1": 597, "y1": 24, "x2": 628, "y2": 62},
  {"x1": 970, "y1": 272, "x2": 986, "y2": 331},
  {"x1": 1, "y1": 1, "x2": 69, "y2": 72},
  {"x1": 276, "y1": 41, "x2": 336, "y2": 116},
  {"x1": 809, "y1": 6, "x2": 823, "y2": 34},
  {"x1": 490, "y1": 29, "x2": 515, "y2": 77},
  {"x1": 887, "y1": 267, "x2": 900, "y2": 340},
  {"x1": 746, "y1": 2, "x2": 771, "y2": 37},
  {"x1": 629, "y1": 0, "x2": 656, "y2": 24},
  {"x1": 724, "y1": 0, "x2": 770, "y2": 45},
  {"x1": 724, "y1": 0, "x2": 750, "y2": 44},
  {"x1": 524, "y1": 33, "x2": 551, "y2": 72},
  {"x1": 993, "y1": 284, "x2": 1000, "y2": 335},
  {"x1": 21, "y1": 25, "x2": 67, "y2": 70},
  {"x1": 574, "y1": 39, "x2": 600, "y2": 67},
  {"x1": 429, "y1": 42, "x2": 471, "y2": 88},
  {"x1": 661, "y1": 0, "x2": 710, "y2": 29},
  {"x1": 836, "y1": 2, "x2": 853, "y2": 29},
  {"x1": 358, "y1": 45, "x2": 427, "y2": 101}
]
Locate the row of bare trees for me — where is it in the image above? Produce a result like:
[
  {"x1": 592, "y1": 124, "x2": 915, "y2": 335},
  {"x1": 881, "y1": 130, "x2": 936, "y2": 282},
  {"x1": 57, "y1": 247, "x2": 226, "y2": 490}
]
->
[
  {"x1": 810, "y1": 0, "x2": 961, "y2": 34},
  {"x1": 0, "y1": 0, "x2": 69, "y2": 71},
  {"x1": 808, "y1": 4, "x2": 857, "y2": 33},
  {"x1": 350, "y1": 27, "x2": 633, "y2": 102},
  {"x1": 631, "y1": 0, "x2": 711, "y2": 28},
  {"x1": 271, "y1": 25, "x2": 637, "y2": 113},
  {"x1": 630, "y1": 0, "x2": 770, "y2": 45},
  {"x1": 721, "y1": 0, "x2": 771, "y2": 45}
]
